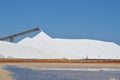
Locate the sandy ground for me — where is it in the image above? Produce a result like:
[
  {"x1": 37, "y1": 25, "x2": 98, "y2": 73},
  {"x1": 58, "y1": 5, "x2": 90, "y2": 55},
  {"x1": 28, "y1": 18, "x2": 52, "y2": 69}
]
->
[
  {"x1": 1, "y1": 63, "x2": 120, "y2": 69},
  {"x1": 0, "y1": 63, "x2": 120, "y2": 80},
  {"x1": 0, "y1": 65, "x2": 13, "y2": 80}
]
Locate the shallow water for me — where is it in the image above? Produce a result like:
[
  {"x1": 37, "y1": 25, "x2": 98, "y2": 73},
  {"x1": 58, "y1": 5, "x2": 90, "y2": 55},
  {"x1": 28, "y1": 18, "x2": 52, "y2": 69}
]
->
[{"x1": 4, "y1": 66, "x2": 120, "y2": 80}]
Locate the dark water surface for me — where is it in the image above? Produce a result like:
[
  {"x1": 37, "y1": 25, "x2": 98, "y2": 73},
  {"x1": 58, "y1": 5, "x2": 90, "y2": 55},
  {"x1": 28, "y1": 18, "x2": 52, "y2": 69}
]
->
[{"x1": 4, "y1": 66, "x2": 120, "y2": 80}]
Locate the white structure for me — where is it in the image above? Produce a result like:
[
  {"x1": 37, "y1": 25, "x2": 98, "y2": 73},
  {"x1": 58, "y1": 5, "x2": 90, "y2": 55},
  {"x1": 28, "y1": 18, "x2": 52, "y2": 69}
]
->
[{"x1": 0, "y1": 31, "x2": 120, "y2": 59}]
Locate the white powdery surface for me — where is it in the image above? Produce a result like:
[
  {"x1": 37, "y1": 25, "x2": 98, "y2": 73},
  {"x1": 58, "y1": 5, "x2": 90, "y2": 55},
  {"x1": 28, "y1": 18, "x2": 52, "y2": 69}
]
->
[
  {"x1": 17, "y1": 31, "x2": 120, "y2": 59},
  {"x1": 0, "y1": 40, "x2": 53, "y2": 59}
]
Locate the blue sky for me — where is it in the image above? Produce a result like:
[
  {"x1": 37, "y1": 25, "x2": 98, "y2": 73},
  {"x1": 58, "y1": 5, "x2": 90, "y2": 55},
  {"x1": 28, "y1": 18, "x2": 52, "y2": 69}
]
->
[{"x1": 0, "y1": 0, "x2": 120, "y2": 44}]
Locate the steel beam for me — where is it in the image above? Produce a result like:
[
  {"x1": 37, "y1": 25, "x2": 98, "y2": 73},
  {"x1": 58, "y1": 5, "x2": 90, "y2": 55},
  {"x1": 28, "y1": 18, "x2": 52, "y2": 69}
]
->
[{"x1": 0, "y1": 27, "x2": 40, "y2": 42}]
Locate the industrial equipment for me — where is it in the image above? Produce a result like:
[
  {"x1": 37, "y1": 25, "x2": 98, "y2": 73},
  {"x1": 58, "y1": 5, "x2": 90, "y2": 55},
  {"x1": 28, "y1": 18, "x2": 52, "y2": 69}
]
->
[{"x1": 0, "y1": 27, "x2": 40, "y2": 42}]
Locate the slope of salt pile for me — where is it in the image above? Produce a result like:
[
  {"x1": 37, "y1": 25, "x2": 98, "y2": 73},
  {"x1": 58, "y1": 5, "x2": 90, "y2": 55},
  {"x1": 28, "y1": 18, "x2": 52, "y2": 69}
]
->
[
  {"x1": 18, "y1": 31, "x2": 120, "y2": 59},
  {"x1": 0, "y1": 40, "x2": 53, "y2": 59}
]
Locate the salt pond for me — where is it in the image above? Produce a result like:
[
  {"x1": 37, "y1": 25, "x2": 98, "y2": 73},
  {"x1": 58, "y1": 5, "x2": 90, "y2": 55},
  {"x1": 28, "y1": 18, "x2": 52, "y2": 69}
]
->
[{"x1": 4, "y1": 66, "x2": 120, "y2": 80}]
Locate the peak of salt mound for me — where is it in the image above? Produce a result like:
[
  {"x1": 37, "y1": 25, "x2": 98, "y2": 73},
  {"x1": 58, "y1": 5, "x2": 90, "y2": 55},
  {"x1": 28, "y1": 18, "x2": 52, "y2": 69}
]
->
[{"x1": 33, "y1": 31, "x2": 51, "y2": 40}]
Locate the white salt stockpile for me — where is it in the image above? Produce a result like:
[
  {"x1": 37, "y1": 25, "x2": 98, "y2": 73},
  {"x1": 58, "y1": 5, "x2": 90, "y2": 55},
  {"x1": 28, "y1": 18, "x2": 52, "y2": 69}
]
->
[
  {"x1": 17, "y1": 31, "x2": 120, "y2": 59},
  {"x1": 0, "y1": 31, "x2": 120, "y2": 59}
]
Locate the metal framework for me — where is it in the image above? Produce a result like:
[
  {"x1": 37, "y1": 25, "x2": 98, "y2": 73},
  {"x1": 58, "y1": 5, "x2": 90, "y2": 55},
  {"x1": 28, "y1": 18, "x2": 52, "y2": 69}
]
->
[{"x1": 0, "y1": 27, "x2": 40, "y2": 42}]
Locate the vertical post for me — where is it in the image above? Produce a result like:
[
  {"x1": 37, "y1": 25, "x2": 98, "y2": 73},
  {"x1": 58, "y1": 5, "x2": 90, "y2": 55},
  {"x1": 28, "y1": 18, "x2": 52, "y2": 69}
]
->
[
  {"x1": 98, "y1": 55, "x2": 100, "y2": 59},
  {"x1": 86, "y1": 54, "x2": 88, "y2": 59},
  {"x1": 10, "y1": 37, "x2": 14, "y2": 42}
]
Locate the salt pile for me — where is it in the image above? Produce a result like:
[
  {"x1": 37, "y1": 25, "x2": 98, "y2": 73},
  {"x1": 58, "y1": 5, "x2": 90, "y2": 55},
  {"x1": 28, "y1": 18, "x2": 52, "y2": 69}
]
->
[{"x1": 0, "y1": 31, "x2": 120, "y2": 59}]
